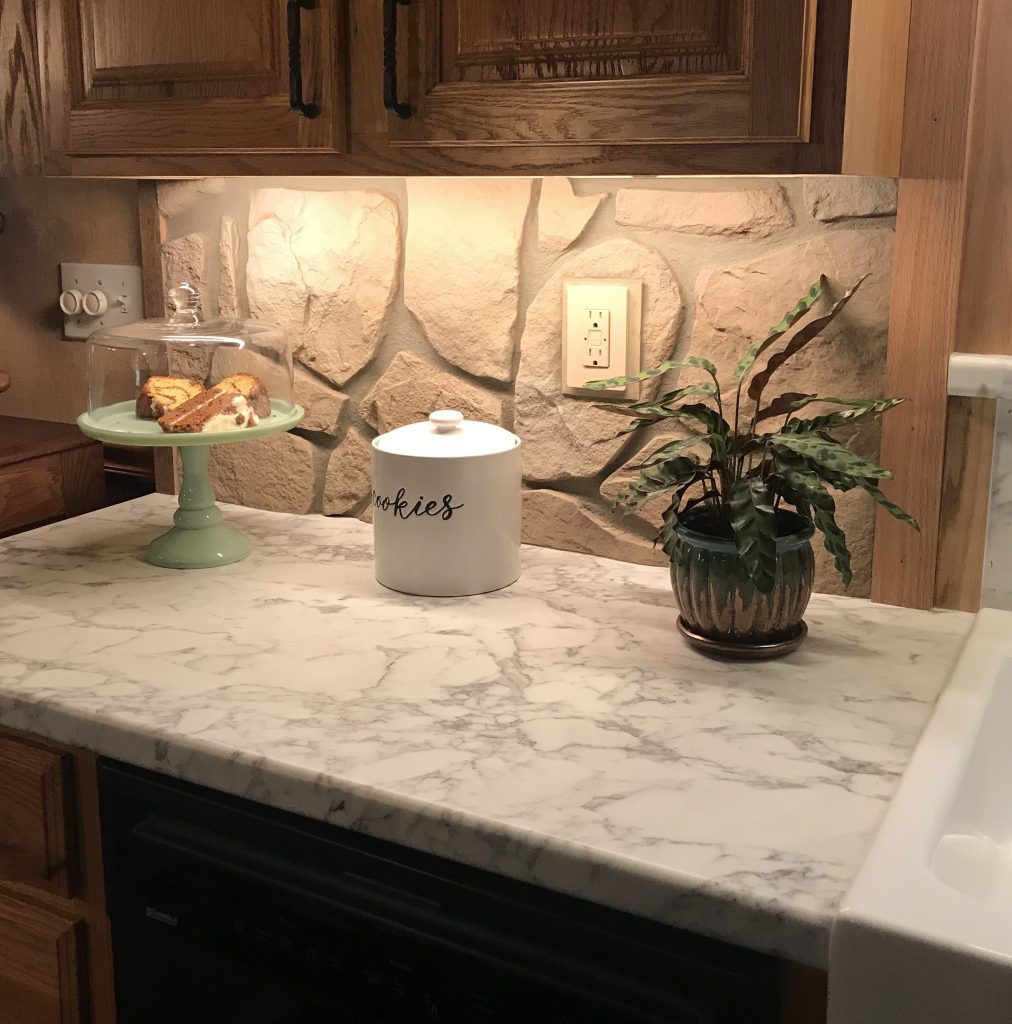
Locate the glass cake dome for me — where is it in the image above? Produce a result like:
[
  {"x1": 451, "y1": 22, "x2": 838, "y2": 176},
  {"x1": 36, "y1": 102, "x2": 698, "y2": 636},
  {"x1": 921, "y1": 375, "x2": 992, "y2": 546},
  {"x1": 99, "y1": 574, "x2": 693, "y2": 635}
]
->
[{"x1": 84, "y1": 282, "x2": 295, "y2": 432}]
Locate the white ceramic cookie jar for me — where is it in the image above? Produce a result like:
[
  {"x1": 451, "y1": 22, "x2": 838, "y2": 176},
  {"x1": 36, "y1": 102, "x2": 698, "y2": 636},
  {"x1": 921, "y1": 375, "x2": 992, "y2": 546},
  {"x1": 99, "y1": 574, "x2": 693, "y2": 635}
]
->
[{"x1": 371, "y1": 410, "x2": 521, "y2": 597}]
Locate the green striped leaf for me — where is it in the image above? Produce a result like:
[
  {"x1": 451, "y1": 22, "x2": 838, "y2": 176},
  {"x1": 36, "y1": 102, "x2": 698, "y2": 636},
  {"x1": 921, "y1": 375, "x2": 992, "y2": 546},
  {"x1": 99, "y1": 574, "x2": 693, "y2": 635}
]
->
[
  {"x1": 784, "y1": 396, "x2": 906, "y2": 433},
  {"x1": 747, "y1": 276, "x2": 868, "y2": 402},
  {"x1": 860, "y1": 484, "x2": 920, "y2": 530},
  {"x1": 770, "y1": 433, "x2": 893, "y2": 480},
  {"x1": 756, "y1": 392, "x2": 815, "y2": 423},
  {"x1": 636, "y1": 434, "x2": 726, "y2": 468},
  {"x1": 813, "y1": 506, "x2": 852, "y2": 587},
  {"x1": 730, "y1": 478, "x2": 778, "y2": 593},
  {"x1": 583, "y1": 356, "x2": 719, "y2": 391},
  {"x1": 734, "y1": 278, "x2": 825, "y2": 384}
]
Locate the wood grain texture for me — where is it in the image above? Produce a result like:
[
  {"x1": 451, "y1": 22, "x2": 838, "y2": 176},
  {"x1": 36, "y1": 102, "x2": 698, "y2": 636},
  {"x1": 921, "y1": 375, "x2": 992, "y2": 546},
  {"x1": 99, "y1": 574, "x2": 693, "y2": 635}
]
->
[
  {"x1": 0, "y1": 731, "x2": 117, "y2": 1024},
  {"x1": 0, "y1": 736, "x2": 75, "y2": 900},
  {"x1": 59, "y1": 445, "x2": 106, "y2": 516},
  {"x1": 0, "y1": 892, "x2": 82, "y2": 1024},
  {"x1": 870, "y1": 0, "x2": 981, "y2": 609},
  {"x1": 0, "y1": 455, "x2": 66, "y2": 536},
  {"x1": 0, "y1": 417, "x2": 95, "y2": 467},
  {"x1": 842, "y1": 0, "x2": 911, "y2": 174},
  {"x1": 42, "y1": 0, "x2": 345, "y2": 157},
  {"x1": 391, "y1": 0, "x2": 809, "y2": 145},
  {"x1": 932, "y1": 0, "x2": 1012, "y2": 610},
  {"x1": 0, "y1": 0, "x2": 44, "y2": 174}
]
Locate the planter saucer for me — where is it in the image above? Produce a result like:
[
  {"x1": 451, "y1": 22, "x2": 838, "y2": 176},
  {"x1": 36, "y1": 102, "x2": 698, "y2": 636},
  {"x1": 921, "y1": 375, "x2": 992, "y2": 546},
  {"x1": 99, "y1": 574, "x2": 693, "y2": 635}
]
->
[{"x1": 676, "y1": 617, "x2": 808, "y2": 661}]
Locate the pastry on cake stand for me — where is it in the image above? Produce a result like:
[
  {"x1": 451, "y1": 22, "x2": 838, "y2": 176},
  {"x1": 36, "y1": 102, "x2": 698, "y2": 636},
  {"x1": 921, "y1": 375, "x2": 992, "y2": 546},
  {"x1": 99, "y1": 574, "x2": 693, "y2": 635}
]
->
[
  {"x1": 77, "y1": 282, "x2": 304, "y2": 569},
  {"x1": 78, "y1": 401, "x2": 303, "y2": 568}
]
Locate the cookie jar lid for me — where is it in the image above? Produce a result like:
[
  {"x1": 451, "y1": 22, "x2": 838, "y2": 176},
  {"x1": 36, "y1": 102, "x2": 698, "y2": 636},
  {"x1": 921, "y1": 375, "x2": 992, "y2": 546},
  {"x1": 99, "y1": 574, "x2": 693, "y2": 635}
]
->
[{"x1": 372, "y1": 411, "x2": 520, "y2": 459}]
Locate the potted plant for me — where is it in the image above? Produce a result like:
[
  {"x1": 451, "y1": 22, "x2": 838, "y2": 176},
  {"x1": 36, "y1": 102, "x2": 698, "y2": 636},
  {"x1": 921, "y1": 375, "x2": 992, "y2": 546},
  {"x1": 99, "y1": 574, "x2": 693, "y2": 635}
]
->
[{"x1": 586, "y1": 275, "x2": 918, "y2": 658}]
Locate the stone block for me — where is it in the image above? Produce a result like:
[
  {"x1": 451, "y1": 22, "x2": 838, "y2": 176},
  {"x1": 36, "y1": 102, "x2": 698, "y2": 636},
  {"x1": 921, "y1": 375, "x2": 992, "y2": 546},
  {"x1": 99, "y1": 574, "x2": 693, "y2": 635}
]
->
[
  {"x1": 323, "y1": 429, "x2": 373, "y2": 515},
  {"x1": 804, "y1": 176, "x2": 898, "y2": 222},
  {"x1": 295, "y1": 369, "x2": 348, "y2": 435},
  {"x1": 209, "y1": 431, "x2": 317, "y2": 514},
  {"x1": 538, "y1": 177, "x2": 605, "y2": 252},
  {"x1": 615, "y1": 186, "x2": 793, "y2": 236},
  {"x1": 404, "y1": 178, "x2": 532, "y2": 382}
]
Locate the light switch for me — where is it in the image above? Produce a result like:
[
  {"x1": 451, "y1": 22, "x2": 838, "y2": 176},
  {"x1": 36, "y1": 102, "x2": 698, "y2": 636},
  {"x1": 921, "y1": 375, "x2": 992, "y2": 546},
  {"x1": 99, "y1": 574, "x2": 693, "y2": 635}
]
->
[
  {"x1": 563, "y1": 280, "x2": 642, "y2": 396},
  {"x1": 59, "y1": 263, "x2": 143, "y2": 340}
]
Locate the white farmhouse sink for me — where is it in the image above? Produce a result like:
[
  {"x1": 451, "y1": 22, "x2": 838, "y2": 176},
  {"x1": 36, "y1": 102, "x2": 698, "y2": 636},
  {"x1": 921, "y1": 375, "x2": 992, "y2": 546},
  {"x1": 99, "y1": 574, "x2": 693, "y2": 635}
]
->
[{"x1": 830, "y1": 609, "x2": 1012, "y2": 1024}]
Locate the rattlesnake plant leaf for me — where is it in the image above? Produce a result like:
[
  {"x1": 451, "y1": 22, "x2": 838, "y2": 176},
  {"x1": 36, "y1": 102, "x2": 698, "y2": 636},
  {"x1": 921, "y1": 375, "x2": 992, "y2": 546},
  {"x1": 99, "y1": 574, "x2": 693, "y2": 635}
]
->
[
  {"x1": 813, "y1": 506, "x2": 852, "y2": 587},
  {"x1": 747, "y1": 275, "x2": 869, "y2": 402},
  {"x1": 773, "y1": 459, "x2": 837, "y2": 512},
  {"x1": 615, "y1": 456, "x2": 701, "y2": 512},
  {"x1": 584, "y1": 356, "x2": 719, "y2": 391},
  {"x1": 770, "y1": 433, "x2": 893, "y2": 480},
  {"x1": 674, "y1": 402, "x2": 731, "y2": 436},
  {"x1": 593, "y1": 404, "x2": 673, "y2": 421},
  {"x1": 860, "y1": 484, "x2": 920, "y2": 529},
  {"x1": 730, "y1": 478, "x2": 778, "y2": 593},
  {"x1": 783, "y1": 396, "x2": 906, "y2": 433},
  {"x1": 734, "y1": 278, "x2": 825, "y2": 384},
  {"x1": 631, "y1": 381, "x2": 719, "y2": 409},
  {"x1": 635, "y1": 433, "x2": 726, "y2": 468},
  {"x1": 756, "y1": 392, "x2": 815, "y2": 423}
]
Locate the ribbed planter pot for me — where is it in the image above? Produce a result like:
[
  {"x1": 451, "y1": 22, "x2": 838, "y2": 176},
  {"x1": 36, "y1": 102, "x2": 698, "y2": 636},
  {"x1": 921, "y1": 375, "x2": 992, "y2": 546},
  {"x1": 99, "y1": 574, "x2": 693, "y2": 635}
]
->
[{"x1": 670, "y1": 510, "x2": 815, "y2": 655}]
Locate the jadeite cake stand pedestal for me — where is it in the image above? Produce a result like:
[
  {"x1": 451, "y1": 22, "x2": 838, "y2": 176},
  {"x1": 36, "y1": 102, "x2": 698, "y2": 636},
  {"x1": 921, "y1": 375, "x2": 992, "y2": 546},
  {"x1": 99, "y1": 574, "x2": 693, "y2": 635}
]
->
[{"x1": 77, "y1": 401, "x2": 304, "y2": 569}]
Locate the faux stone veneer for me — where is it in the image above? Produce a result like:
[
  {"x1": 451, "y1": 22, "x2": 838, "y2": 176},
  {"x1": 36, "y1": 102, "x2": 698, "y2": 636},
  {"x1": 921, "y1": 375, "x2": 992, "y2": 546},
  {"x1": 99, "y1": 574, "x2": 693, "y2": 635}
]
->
[{"x1": 157, "y1": 175, "x2": 898, "y2": 596}]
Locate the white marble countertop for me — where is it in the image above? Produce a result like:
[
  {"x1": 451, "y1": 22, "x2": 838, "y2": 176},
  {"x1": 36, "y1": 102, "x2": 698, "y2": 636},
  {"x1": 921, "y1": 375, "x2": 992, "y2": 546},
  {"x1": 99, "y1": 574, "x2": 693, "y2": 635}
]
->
[{"x1": 0, "y1": 495, "x2": 971, "y2": 967}]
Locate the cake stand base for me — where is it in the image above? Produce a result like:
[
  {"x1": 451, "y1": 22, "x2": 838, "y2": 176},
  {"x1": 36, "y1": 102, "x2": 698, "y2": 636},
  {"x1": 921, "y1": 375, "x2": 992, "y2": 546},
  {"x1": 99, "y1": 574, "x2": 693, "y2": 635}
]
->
[{"x1": 145, "y1": 445, "x2": 251, "y2": 569}]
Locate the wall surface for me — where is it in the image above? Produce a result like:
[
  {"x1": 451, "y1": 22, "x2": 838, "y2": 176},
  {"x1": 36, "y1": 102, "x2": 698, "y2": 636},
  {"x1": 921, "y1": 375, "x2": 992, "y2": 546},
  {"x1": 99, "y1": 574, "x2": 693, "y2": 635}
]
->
[
  {"x1": 156, "y1": 175, "x2": 897, "y2": 595},
  {"x1": 0, "y1": 177, "x2": 141, "y2": 422}
]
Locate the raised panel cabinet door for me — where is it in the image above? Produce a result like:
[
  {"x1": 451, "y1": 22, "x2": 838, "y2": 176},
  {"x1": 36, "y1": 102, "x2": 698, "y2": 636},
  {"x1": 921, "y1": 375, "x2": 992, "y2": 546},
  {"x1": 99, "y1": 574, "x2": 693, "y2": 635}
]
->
[
  {"x1": 0, "y1": 893, "x2": 84, "y2": 1024},
  {"x1": 41, "y1": 0, "x2": 346, "y2": 158},
  {"x1": 382, "y1": 0, "x2": 817, "y2": 146},
  {"x1": 0, "y1": 736, "x2": 76, "y2": 897}
]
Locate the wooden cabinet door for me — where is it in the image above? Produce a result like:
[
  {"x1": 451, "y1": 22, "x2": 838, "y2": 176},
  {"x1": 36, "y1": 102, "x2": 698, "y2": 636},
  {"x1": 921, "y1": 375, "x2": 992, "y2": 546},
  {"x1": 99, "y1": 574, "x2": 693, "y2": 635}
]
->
[
  {"x1": 382, "y1": 0, "x2": 817, "y2": 147},
  {"x1": 0, "y1": 893, "x2": 83, "y2": 1024},
  {"x1": 0, "y1": 736, "x2": 76, "y2": 898},
  {"x1": 41, "y1": 0, "x2": 346, "y2": 161}
]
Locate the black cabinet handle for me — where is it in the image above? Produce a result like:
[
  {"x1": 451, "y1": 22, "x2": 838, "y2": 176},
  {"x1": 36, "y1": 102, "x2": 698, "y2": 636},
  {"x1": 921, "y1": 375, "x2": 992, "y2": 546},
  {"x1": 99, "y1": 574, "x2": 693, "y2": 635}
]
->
[
  {"x1": 383, "y1": 0, "x2": 412, "y2": 119},
  {"x1": 287, "y1": 0, "x2": 319, "y2": 119}
]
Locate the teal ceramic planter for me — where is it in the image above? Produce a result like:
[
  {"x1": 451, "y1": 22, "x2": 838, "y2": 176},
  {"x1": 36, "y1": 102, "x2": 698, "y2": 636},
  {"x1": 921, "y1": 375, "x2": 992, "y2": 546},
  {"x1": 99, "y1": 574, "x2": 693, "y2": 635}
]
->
[{"x1": 670, "y1": 510, "x2": 815, "y2": 646}]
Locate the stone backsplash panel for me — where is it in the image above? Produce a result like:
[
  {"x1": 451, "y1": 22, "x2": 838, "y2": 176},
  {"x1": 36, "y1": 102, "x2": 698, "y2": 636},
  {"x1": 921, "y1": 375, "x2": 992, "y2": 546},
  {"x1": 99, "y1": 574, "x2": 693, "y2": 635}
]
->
[{"x1": 159, "y1": 175, "x2": 898, "y2": 596}]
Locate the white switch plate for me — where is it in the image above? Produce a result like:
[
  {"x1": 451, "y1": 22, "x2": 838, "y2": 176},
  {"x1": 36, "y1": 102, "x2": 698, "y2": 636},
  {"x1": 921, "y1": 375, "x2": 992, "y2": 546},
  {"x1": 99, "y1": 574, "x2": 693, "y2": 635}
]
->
[
  {"x1": 60, "y1": 263, "x2": 143, "y2": 339},
  {"x1": 562, "y1": 279, "x2": 643, "y2": 398}
]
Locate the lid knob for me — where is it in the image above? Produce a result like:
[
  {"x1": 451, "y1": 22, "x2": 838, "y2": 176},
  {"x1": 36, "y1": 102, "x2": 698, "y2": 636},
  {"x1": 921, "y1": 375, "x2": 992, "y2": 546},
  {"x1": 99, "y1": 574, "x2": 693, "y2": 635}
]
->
[
  {"x1": 429, "y1": 410, "x2": 464, "y2": 433},
  {"x1": 166, "y1": 282, "x2": 203, "y2": 326}
]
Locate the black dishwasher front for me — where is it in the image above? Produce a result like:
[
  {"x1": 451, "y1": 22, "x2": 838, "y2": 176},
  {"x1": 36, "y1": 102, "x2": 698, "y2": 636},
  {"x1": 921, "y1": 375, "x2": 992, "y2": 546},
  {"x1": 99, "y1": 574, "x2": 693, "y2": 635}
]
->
[{"x1": 98, "y1": 760, "x2": 781, "y2": 1024}]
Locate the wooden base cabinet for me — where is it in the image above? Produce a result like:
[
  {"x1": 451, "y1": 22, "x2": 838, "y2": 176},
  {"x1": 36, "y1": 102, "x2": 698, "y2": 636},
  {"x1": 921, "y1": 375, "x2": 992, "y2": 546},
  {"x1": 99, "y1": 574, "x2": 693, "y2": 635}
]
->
[{"x1": 0, "y1": 730, "x2": 115, "y2": 1024}]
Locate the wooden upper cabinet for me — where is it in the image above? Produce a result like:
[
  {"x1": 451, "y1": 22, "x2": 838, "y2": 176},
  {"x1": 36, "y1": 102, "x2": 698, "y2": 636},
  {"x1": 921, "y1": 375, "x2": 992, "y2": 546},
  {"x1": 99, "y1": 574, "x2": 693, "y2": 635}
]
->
[
  {"x1": 387, "y1": 0, "x2": 815, "y2": 146},
  {"x1": 40, "y1": 0, "x2": 346, "y2": 163}
]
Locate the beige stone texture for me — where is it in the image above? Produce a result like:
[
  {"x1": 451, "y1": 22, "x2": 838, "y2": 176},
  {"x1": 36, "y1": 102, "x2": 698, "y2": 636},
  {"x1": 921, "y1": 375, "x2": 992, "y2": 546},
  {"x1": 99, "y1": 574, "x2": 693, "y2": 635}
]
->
[
  {"x1": 323, "y1": 429, "x2": 373, "y2": 515},
  {"x1": 359, "y1": 351, "x2": 504, "y2": 434},
  {"x1": 161, "y1": 233, "x2": 206, "y2": 293},
  {"x1": 246, "y1": 188, "x2": 400, "y2": 387},
  {"x1": 615, "y1": 186, "x2": 793, "y2": 236},
  {"x1": 516, "y1": 239, "x2": 684, "y2": 484},
  {"x1": 156, "y1": 178, "x2": 226, "y2": 219},
  {"x1": 538, "y1": 177, "x2": 605, "y2": 253},
  {"x1": 804, "y1": 176, "x2": 898, "y2": 222},
  {"x1": 523, "y1": 490, "x2": 665, "y2": 567},
  {"x1": 404, "y1": 178, "x2": 532, "y2": 382},
  {"x1": 295, "y1": 369, "x2": 348, "y2": 435},
  {"x1": 218, "y1": 216, "x2": 240, "y2": 319},
  {"x1": 209, "y1": 432, "x2": 316, "y2": 514},
  {"x1": 690, "y1": 227, "x2": 895, "y2": 595}
]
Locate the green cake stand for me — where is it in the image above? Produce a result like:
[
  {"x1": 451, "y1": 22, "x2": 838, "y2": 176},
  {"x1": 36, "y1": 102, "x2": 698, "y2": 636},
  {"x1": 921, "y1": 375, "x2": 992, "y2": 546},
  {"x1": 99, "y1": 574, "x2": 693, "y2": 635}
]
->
[{"x1": 78, "y1": 400, "x2": 304, "y2": 569}]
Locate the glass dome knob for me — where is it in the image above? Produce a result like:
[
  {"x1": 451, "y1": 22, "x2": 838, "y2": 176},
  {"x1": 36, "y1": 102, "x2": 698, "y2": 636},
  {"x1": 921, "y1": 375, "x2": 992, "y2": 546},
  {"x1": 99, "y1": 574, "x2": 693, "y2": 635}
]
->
[{"x1": 167, "y1": 282, "x2": 203, "y2": 325}]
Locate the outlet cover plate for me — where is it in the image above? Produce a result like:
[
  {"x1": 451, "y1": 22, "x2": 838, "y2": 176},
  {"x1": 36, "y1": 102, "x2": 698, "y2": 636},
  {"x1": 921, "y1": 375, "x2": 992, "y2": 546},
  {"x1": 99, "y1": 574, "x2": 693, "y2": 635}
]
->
[
  {"x1": 562, "y1": 278, "x2": 643, "y2": 398},
  {"x1": 60, "y1": 262, "x2": 143, "y2": 339}
]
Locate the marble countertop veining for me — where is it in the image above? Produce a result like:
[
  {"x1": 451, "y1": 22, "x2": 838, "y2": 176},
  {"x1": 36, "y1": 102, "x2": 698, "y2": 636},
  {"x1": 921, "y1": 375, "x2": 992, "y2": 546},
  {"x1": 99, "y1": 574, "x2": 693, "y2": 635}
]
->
[{"x1": 0, "y1": 495, "x2": 971, "y2": 967}]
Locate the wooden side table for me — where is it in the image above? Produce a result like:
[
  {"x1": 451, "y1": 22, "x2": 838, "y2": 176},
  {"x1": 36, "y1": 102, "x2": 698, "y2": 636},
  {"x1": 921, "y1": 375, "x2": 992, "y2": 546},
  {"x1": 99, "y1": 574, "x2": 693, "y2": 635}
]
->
[{"x1": 0, "y1": 417, "x2": 106, "y2": 537}]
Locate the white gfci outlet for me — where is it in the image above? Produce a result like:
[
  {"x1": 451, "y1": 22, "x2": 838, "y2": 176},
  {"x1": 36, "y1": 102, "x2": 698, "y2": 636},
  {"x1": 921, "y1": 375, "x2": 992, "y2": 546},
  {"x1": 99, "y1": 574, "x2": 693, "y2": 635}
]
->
[
  {"x1": 59, "y1": 263, "x2": 144, "y2": 340},
  {"x1": 562, "y1": 279, "x2": 643, "y2": 397}
]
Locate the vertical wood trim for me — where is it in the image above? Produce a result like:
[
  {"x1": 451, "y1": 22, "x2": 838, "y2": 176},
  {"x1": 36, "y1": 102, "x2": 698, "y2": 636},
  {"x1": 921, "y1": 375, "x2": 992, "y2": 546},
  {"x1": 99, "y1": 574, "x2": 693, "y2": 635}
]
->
[
  {"x1": 869, "y1": 0, "x2": 980, "y2": 608},
  {"x1": 841, "y1": 0, "x2": 911, "y2": 175},
  {"x1": 0, "y1": 0, "x2": 44, "y2": 173},
  {"x1": 137, "y1": 181, "x2": 176, "y2": 496},
  {"x1": 935, "y1": 396, "x2": 995, "y2": 610},
  {"x1": 932, "y1": 0, "x2": 1012, "y2": 610},
  {"x1": 780, "y1": 962, "x2": 828, "y2": 1024}
]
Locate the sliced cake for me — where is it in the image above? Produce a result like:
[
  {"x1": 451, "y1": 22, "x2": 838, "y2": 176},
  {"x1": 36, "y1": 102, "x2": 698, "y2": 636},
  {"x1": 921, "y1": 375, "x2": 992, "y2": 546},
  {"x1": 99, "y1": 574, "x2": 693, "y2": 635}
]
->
[
  {"x1": 211, "y1": 372, "x2": 270, "y2": 419},
  {"x1": 136, "y1": 375, "x2": 204, "y2": 419},
  {"x1": 158, "y1": 389, "x2": 260, "y2": 433}
]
